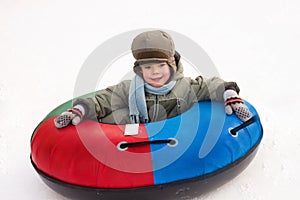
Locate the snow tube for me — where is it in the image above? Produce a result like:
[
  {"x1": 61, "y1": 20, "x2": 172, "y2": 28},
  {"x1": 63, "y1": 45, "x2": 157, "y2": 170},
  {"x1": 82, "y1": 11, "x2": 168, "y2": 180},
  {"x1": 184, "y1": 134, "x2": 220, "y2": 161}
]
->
[{"x1": 30, "y1": 94, "x2": 263, "y2": 200}]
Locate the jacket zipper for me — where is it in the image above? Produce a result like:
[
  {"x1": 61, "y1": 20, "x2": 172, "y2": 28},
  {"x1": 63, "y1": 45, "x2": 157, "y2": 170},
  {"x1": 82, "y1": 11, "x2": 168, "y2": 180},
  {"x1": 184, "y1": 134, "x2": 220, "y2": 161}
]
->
[{"x1": 153, "y1": 95, "x2": 159, "y2": 121}]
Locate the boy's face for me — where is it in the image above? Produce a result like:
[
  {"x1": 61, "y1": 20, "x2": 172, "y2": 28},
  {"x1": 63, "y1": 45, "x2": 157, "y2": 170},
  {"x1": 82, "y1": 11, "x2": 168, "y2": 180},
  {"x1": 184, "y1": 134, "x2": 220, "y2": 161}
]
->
[{"x1": 140, "y1": 61, "x2": 171, "y2": 87}]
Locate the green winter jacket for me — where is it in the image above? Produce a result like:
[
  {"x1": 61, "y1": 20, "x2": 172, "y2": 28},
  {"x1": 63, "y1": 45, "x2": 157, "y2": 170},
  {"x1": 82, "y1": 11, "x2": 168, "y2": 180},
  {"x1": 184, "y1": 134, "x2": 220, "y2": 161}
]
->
[{"x1": 74, "y1": 55, "x2": 239, "y2": 124}]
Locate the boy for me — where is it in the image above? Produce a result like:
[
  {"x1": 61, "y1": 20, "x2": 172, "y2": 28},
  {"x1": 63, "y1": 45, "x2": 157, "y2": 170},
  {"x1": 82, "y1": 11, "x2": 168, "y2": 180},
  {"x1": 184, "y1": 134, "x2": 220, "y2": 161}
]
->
[{"x1": 55, "y1": 30, "x2": 251, "y2": 128}]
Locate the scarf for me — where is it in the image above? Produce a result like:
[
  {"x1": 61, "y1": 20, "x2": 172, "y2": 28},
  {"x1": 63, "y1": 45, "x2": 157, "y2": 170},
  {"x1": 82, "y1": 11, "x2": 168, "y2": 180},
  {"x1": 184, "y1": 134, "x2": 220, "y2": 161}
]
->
[{"x1": 129, "y1": 75, "x2": 176, "y2": 123}]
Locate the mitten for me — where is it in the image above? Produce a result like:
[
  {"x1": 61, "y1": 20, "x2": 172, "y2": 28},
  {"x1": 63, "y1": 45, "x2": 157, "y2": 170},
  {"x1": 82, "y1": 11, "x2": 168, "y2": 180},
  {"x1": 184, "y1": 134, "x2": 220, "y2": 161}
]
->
[
  {"x1": 223, "y1": 89, "x2": 252, "y2": 122},
  {"x1": 54, "y1": 104, "x2": 85, "y2": 128}
]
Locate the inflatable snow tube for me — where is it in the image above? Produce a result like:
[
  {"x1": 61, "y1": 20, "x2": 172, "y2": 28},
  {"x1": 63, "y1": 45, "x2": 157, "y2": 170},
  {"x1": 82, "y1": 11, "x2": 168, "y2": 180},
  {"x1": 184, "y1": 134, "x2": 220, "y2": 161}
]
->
[{"x1": 30, "y1": 94, "x2": 263, "y2": 200}]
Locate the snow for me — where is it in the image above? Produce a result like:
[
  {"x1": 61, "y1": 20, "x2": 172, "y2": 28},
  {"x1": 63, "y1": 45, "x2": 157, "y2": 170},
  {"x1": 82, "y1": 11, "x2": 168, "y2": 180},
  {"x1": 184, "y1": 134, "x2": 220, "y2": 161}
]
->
[{"x1": 1, "y1": 0, "x2": 300, "y2": 199}]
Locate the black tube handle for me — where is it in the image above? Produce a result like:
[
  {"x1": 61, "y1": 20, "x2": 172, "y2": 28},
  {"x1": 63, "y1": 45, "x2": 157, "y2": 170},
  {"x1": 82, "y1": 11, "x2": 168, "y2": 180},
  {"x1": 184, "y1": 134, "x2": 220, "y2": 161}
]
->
[
  {"x1": 119, "y1": 139, "x2": 176, "y2": 149},
  {"x1": 230, "y1": 116, "x2": 257, "y2": 136}
]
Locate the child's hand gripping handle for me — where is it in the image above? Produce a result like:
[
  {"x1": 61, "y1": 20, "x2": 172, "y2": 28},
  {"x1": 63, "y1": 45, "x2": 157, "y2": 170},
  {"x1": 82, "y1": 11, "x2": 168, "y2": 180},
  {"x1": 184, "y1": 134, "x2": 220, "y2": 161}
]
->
[
  {"x1": 54, "y1": 105, "x2": 85, "y2": 128},
  {"x1": 223, "y1": 89, "x2": 252, "y2": 122}
]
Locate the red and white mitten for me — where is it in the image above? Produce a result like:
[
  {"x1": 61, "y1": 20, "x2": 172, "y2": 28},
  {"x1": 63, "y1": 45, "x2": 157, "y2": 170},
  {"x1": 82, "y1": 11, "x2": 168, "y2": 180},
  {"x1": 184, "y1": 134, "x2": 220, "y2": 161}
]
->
[
  {"x1": 54, "y1": 105, "x2": 85, "y2": 128},
  {"x1": 223, "y1": 89, "x2": 252, "y2": 122}
]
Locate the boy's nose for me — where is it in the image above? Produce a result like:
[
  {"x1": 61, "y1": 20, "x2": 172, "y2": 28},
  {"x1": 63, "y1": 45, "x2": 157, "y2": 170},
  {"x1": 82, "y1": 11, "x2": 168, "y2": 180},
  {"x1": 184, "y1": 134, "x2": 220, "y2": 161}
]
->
[{"x1": 151, "y1": 66, "x2": 159, "y2": 74}]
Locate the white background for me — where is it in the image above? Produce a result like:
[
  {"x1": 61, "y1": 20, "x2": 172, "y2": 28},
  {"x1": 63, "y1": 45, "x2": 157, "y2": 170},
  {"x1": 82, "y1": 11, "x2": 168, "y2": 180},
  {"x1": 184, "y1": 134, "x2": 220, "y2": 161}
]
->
[{"x1": 1, "y1": 0, "x2": 300, "y2": 199}]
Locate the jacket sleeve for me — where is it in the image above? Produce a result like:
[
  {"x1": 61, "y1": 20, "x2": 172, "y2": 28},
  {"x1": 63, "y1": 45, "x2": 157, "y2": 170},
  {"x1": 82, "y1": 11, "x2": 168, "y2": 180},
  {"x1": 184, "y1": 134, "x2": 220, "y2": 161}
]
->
[
  {"x1": 73, "y1": 80, "x2": 130, "y2": 121},
  {"x1": 191, "y1": 76, "x2": 240, "y2": 102}
]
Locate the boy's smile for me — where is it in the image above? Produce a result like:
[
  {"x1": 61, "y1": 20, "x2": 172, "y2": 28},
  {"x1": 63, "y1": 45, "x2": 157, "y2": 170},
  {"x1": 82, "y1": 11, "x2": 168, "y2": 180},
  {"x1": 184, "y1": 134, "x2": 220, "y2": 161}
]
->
[{"x1": 140, "y1": 62, "x2": 171, "y2": 87}]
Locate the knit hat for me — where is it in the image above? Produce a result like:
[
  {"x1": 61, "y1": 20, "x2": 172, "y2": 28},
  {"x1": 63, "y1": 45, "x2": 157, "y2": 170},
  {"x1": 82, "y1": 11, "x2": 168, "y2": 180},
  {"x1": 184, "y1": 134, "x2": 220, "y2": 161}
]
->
[{"x1": 131, "y1": 30, "x2": 177, "y2": 74}]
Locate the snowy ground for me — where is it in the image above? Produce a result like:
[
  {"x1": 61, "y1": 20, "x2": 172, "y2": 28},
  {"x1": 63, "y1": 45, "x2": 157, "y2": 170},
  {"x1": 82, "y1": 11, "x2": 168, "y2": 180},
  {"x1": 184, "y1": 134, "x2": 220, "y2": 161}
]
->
[{"x1": 1, "y1": 0, "x2": 300, "y2": 199}]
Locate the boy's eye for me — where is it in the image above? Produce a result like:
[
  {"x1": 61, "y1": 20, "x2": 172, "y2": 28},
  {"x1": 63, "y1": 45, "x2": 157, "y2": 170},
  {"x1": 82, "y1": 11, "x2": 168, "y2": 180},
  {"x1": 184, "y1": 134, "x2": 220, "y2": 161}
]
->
[{"x1": 159, "y1": 63, "x2": 166, "y2": 67}]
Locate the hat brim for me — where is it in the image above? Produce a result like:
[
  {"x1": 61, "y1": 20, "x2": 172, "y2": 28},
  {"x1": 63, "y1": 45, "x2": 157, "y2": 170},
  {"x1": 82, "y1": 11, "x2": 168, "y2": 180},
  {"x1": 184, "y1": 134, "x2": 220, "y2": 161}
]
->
[{"x1": 135, "y1": 58, "x2": 169, "y2": 65}]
